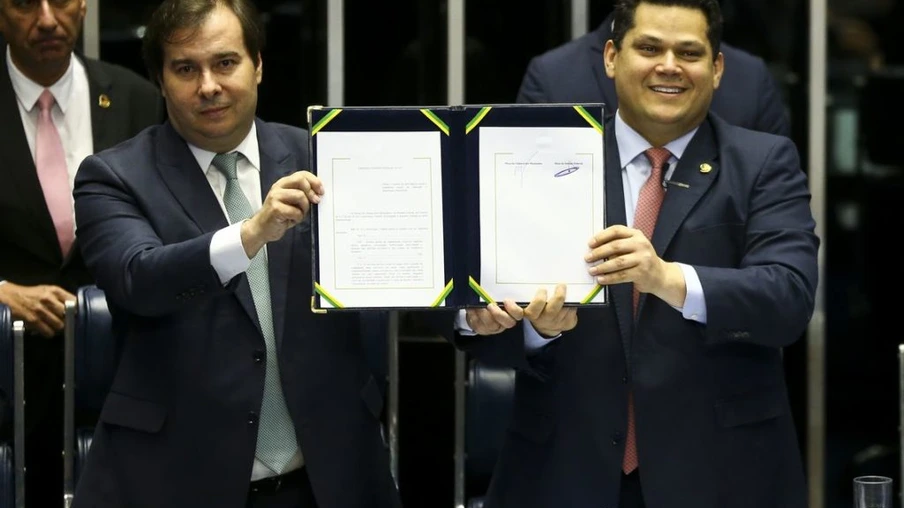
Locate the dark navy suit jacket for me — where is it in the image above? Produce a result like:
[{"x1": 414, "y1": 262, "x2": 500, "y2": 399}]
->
[
  {"x1": 0, "y1": 43, "x2": 162, "y2": 438},
  {"x1": 456, "y1": 113, "x2": 818, "y2": 508},
  {"x1": 516, "y1": 15, "x2": 790, "y2": 137},
  {"x1": 71, "y1": 120, "x2": 400, "y2": 508}
]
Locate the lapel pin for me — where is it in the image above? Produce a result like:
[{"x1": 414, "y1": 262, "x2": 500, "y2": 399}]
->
[
  {"x1": 98, "y1": 94, "x2": 111, "y2": 108},
  {"x1": 699, "y1": 163, "x2": 712, "y2": 173}
]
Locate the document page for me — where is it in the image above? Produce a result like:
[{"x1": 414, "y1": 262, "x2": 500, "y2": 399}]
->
[
  {"x1": 316, "y1": 131, "x2": 447, "y2": 308},
  {"x1": 478, "y1": 127, "x2": 605, "y2": 304}
]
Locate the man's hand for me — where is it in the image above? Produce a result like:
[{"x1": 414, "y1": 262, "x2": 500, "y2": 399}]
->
[
  {"x1": 508, "y1": 284, "x2": 577, "y2": 338},
  {"x1": 464, "y1": 284, "x2": 578, "y2": 338},
  {"x1": 241, "y1": 171, "x2": 324, "y2": 258},
  {"x1": 585, "y1": 225, "x2": 686, "y2": 308},
  {"x1": 464, "y1": 301, "x2": 523, "y2": 336},
  {"x1": 0, "y1": 282, "x2": 76, "y2": 338}
]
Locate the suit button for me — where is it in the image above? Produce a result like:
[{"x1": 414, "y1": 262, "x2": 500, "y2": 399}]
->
[
  {"x1": 611, "y1": 431, "x2": 623, "y2": 445},
  {"x1": 248, "y1": 412, "x2": 258, "y2": 425},
  {"x1": 622, "y1": 375, "x2": 628, "y2": 384},
  {"x1": 253, "y1": 350, "x2": 264, "y2": 363}
]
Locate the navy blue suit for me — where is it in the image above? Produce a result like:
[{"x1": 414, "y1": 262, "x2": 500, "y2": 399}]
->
[
  {"x1": 456, "y1": 114, "x2": 818, "y2": 508},
  {"x1": 516, "y1": 15, "x2": 790, "y2": 137},
  {"x1": 71, "y1": 120, "x2": 399, "y2": 508}
]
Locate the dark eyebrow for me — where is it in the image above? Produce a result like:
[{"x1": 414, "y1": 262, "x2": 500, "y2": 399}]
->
[
  {"x1": 633, "y1": 35, "x2": 663, "y2": 45},
  {"x1": 168, "y1": 58, "x2": 195, "y2": 68},
  {"x1": 674, "y1": 40, "x2": 707, "y2": 50},
  {"x1": 212, "y1": 51, "x2": 242, "y2": 60},
  {"x1": 168, "y1": 52, "x2": 242, "y2": 67}
]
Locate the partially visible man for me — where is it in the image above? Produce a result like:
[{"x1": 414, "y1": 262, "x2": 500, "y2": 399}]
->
[
  {"x1": 71, "y1": 1, "x2": 398, "y2": 507},
  {"x1": 458, "y1": 0, "x2": 817, "y2": 506},
  {"x1": 0, "y1": 0, "x2": 162, "y2": 503},
  {"x1": 516, "y1": 4, "x2": 790, "y2": 137}
]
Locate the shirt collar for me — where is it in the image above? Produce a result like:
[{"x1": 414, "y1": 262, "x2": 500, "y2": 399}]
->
[
  {"x1": 6, "y1": 45, "x2": 76, "y2": 114},
  {"x1": 614, "y1": 110, "x2": 698, "y2": 168},
  {"x1": 188, "y1": 122, "x2": 261, "y2": 175}
]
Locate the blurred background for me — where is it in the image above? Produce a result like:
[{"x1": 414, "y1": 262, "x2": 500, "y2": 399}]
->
[{"x1": 81, "y1": 0, "x2": 904, "y2": 506}]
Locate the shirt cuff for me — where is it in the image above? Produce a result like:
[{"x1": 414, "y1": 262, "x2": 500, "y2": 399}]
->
[
  {"x1": 675, "y1": 263, "x2": 707, "y2": 324},
  {"x1": 455, "y1": 310, "x2": 477, "y2": 336},
  {"x1": 210, "y1": 222, "x2": 253, "y2": 285},
  {"x1": 524, "y1": 319, "x2": 560, "y2": 352}
]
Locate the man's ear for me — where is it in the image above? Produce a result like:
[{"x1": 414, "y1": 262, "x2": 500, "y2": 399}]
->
[
  {"x1": 255, "y1": 52, "x2": 263, "y2": 84},
  {"x1": 712, "y1": 51, "x2": 724, "y2": 89},
  {"x1": 603, "y1": 40, "x2": 618, "y2": 79}
]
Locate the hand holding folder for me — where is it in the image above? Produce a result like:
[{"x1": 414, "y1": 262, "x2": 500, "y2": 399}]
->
[{"x1": 309, "y1": 103, "x2": 610, "y2": 311}]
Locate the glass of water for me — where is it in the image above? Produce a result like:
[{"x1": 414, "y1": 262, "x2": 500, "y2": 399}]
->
[{"x1": 854, "y1": 476, "x2": 893, "y2": 508}]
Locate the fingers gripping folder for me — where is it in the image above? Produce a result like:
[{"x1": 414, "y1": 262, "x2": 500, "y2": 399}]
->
[{"x1": 307, "y1": 103, "x2": 610, "y2": 312}]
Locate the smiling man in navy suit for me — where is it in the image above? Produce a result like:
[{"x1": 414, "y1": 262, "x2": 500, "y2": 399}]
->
[
  {"x1": 458, "y1": 1, "x2": 818, "y2": 507},
  {"x1": 516, "y1": 3, "x2": 790, "y2": 137},
  {"x1": 70, "y1": 1, "x2": 399, "y2": 507}
]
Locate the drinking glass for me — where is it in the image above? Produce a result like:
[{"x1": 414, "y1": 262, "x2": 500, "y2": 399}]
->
[{"x1": 853, "y1": 475, "x2": 893, "y2": 508}]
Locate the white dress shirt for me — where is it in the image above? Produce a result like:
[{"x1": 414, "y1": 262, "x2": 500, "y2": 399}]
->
[
  {"x1": 7, "y1": 45, "x2": 93, "y2": 233},
  {"x1": 187, "y1": 124, "x2": 304, "y2": 480},
  {"x1": 456, "y1": 110, "x2": 708, "y2": 350}
]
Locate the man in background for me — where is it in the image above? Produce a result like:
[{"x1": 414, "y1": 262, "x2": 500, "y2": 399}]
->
[
  {"x1": 516, "y1": 2, "x2": 790, "y2": 137},
  {"x1": 0, "y1": 0, "x2": 162, "y2": 504}
]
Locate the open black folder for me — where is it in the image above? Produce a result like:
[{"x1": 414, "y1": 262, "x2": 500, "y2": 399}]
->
[{"x1": 309, "y1": 103, "x2": 609, "y2": 311}]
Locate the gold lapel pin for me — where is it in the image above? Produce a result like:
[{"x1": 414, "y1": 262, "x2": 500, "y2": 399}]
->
[
  {"x1": 699, "y1": 163, "x2": 712, "y2": 173},
  {"x1": 98, "y1": 94, "x2": 111, "y2": 108}
]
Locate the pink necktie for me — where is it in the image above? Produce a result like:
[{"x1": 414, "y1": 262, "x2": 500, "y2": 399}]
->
[
  {"x1": 35, "y1": 89, "x2": 74, "y2": 258},
  {"x1": 623, "y1": 146, "x2": 671, "y2": 474}
]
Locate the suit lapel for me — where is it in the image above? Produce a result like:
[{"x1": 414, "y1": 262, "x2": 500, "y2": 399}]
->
[
  {"x1": 255, "y1": 120, "x2": 297, "y2": 351},
  {"x1": 650, "y1": 118, "x2": 719, "y2": 255},
  {"x1": 154, "y1": 122, "x2": 262, "y2": 330},
  {"x1": 64, "y1": 55, "x2": 113, "y2": 268},
  {"x1": 155, "y1": 122, "x2": 230, "y2": 233},
  {"x1": 80, "y1": 54, "x2": 119, "y2": 152},
  {"x1": 603, "y1": 121, "x2": 633, "y2": 366},
  {"x1": 0, "y1": 45, "x2": 64, "y2": 265}
]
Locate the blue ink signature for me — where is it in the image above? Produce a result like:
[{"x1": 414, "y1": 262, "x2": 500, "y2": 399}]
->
[{"x1": 554, "y1": 166, "x2": 579, "y2": 177}]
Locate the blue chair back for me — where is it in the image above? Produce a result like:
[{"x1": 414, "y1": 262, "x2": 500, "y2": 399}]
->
[
  {"x1": 74, "y1": 286, "x2": 117, "y2": 412},
  {"x1": 71, "y1": 286, "x2": 118, "y2": 484},
  {"x1": 0, "y1": 305, "x2": 12, "y2": 433},
  {"x1": 465, "y1": 360, "x2": 515, "y2": 503},
  {"x1": 0, "y1": 305, "x2": 15, "y2": 508}
]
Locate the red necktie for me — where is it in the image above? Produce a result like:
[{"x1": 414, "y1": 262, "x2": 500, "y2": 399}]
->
[
  {"x1": 623, "y1": 146, "x2": 671, "y2": 474},
  {"x1": 35, "y1": 89, "x2": 74, "y2": 257}
]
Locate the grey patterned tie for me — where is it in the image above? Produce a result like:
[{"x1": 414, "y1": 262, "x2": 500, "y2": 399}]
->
[{"x1": 211, "y1": 152, "x2": 299, "y2": 473}]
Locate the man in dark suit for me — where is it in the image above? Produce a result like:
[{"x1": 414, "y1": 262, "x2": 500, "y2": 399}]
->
[
  {"x1": 515, "y1": 4, "x2": 790, "y2": 137},
  {"x1": 71, "y1": 1, "x2": 398, "y2": 507},
  {"x1": 0, "y1": 0, "x2": 161, "y2": 503},
  {"x1": 458, "y1": 1, "x2": 818, "y2": 507}
]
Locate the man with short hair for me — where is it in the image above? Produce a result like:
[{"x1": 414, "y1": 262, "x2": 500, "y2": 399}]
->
[
  {"x1": 0, "y1": 0, "x2": 161, "y2": 503},
  {"x1": 516, "y1": 1, "x2": 791, "y2": 137},
  {"x1": 460, "y1": 1, "x2": 817, "y2": 506},
  {"x1": 71, "y1": 1, "x2": 399, "y2": 507}
]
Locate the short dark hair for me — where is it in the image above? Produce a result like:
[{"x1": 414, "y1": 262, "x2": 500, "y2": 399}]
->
[
  {"x1": 611, "y1": 0, "x2": 722, "y2": 59},
  {"x1": 142, "y1": 0, "x2": 264, "y2": 84}
]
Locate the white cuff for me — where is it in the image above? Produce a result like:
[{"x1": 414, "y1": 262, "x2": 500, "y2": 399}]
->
[
  {"x1": 675, "y1": 263, "x2": 707, "y2": 324},
  {"x1": 210, "y1": 222, "x2": 253, "y2": 285},
  {"x1": 455, "y1": 310, "x2": 477, "y2": 336}
]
